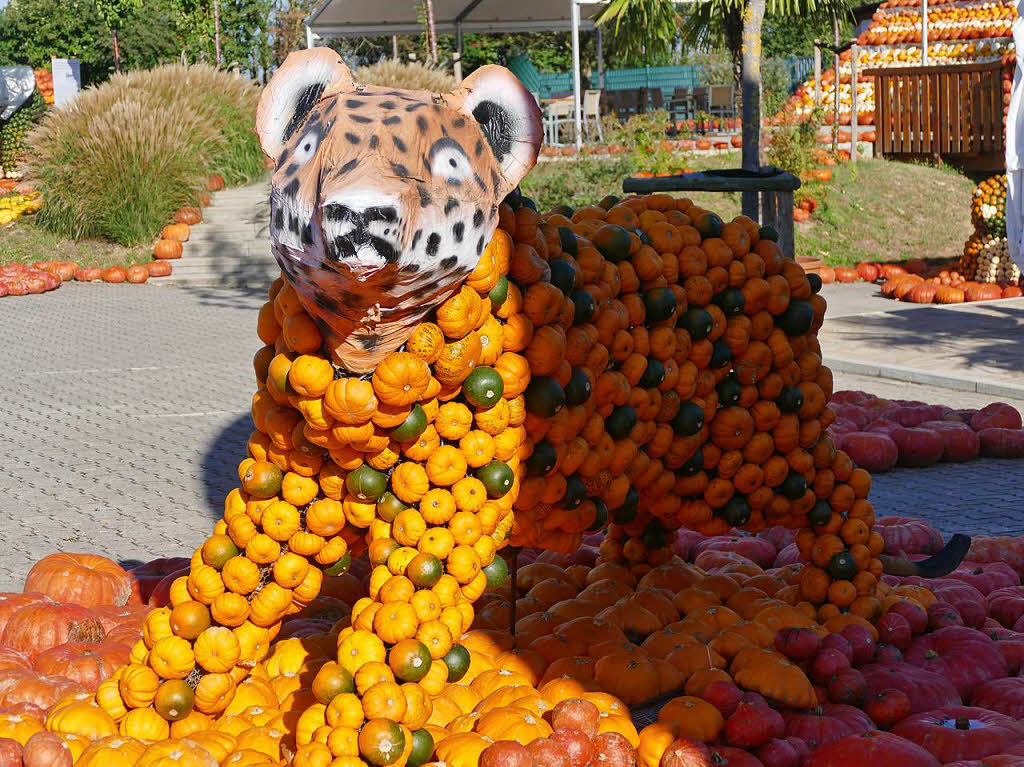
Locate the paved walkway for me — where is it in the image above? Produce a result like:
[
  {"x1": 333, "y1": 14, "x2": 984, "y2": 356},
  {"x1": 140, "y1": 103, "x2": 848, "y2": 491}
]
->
[
  {"x1": 818, "y1": 283, "x2": 1024, "y2": 398},
  {"x1": 0, "y1": 283, "x2": 1022, "y2": 590}
]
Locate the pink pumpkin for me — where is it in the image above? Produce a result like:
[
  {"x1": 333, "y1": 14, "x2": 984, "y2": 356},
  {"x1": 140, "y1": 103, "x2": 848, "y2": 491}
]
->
[
  {"x1": 835, "y1": 432, "x2": 899, "y2": 472},
  {"x1": 970, "y1": 403, "x2": 1022, "y2": 431}
]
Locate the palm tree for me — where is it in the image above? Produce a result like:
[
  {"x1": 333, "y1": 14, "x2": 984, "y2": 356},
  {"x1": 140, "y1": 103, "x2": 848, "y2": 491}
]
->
[{"x1": 599, "y1": 0, "x2": 850, "y2": 184}]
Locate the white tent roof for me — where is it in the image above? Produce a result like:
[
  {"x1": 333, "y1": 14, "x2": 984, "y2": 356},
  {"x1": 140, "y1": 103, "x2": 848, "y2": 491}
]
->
[{"x1": 308, "y1": 0, "x2": 605, "y2": 38}]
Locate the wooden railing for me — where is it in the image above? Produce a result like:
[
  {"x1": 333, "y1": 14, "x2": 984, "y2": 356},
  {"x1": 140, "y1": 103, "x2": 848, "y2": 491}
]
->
[{"x1": 866, "y1": 61, "x2": 1005, "y2": 163}]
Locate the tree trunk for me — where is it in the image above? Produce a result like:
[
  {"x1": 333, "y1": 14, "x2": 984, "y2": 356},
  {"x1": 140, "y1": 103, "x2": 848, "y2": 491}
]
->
[
  {"x1": 723, "y1": 6, "x2": 744, "y2": 119},
  {"x1": 112, "y1": 28, "x2": 121, "y2": 73},
  {"x1": 214, "y1": 0, "x2": 222, "y2": 67},
  {"x1": 425, "y1": 0, "x2": 439, "y2": 64},
  {"x1": 741, "y1": 0, "x2": 766, "y2": 218}
]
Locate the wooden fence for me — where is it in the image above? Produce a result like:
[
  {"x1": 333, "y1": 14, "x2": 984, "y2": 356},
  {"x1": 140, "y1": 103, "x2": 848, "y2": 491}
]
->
[{"x1": 866, "y1": 61, "x2": 1006, "y2": 166}]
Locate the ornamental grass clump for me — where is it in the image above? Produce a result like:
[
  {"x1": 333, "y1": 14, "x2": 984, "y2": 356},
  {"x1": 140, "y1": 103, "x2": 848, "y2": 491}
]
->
[
  {"x1": 355, "y1": 59, "x2": 457, "y2": 92},
  {"x1": 29, "y1": 64, "x2": 264, "y2": 246}
]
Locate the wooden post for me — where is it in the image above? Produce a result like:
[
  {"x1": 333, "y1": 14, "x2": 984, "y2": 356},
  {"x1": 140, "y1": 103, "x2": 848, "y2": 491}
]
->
[
  {"x1": 778, "y1": 190, "x2": 796, "y2": 260},
  {"x1": 922, "y1": 0, "x2": 930, "y2": 66},
  {"x1": 851, "y1": 44, "x2": 859, "y2": 161}
]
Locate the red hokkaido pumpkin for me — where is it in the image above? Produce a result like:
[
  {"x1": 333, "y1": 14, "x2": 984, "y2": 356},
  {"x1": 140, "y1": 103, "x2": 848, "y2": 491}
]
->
[
  {"x1": 836, "y1": 432, "x2": 898, "y2": 473},
  {"x1": 865, "y1": 689, "x2": 912, "y2": 729},
  {"x1": 873, "y1": 517, "x2": 944, "y2": 556},
  {"x1": 979, "y1": 428, "x2": 1024, "y2": 458}
]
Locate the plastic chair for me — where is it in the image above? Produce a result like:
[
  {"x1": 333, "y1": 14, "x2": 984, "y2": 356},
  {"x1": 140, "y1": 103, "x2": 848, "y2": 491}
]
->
[
  {"x1": 709, "y1": 85, "x2": 735, "y2": 119},
  {"x1": 545, "y1": 98, "x2": 574, "y2": 146}
]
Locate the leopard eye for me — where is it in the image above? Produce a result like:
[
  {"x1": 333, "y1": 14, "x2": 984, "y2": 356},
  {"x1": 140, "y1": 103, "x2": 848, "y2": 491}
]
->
[
  {"x1": 428, "y1": 138, "x2": 471, "y2": 184},
  {"x1": 293, "y1": 129, "x2": 320, "y2": 165}
]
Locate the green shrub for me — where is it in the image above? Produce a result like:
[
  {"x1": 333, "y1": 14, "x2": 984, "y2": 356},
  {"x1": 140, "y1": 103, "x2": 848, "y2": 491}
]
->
[
  {"x1": 765, "y1": 108, "x2": 822, "y2": 176},
  {"x1": 355, "y1": 59, "x2": 456, "y2": 92},
  {"x1": 29, "y1": 64, "x2": 264, "y2": 246}
]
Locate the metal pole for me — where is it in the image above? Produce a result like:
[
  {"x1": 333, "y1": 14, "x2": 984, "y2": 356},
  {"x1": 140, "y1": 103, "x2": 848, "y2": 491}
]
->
[
  {"x1": 850, "y1": 44, "x2": 859, "y2": 161},
  {"x1": 922, "y1": 0, "x2": 929, "y2": 65},
  {"x1": 455, "y1": 22, "x2": 464, "y2": 83},
  {"x1": 814, "y1": 45, "x2": 821, "y2": 107},
  {"x1": 571, "y1": 0, "x2": 584, "y2": 150},
  {"x1": 305, "y1": 25, "x2": 314, "y2": 49},
  {"x1": 392, "y1": 35, "x2": 399, "y2": 60}
]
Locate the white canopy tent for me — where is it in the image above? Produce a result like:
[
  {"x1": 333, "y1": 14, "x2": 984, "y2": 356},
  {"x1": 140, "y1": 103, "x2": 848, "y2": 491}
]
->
[{"x1": 305, "y1": 0, "x2": 608, "y2": 148}]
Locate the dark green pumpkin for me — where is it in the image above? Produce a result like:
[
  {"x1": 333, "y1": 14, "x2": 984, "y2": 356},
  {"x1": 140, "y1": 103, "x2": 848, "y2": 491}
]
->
[
  {"x1": 390, "y1": 403, "x2": 428, "y2": 442},
  {"x1": 564, "y1": 367, "x2": 593, "y2": 406},
  {"x1": 571, "y1": 289, "x2": 595, "y2": 325},
  {"x1": 560, "y1": 475, "x2": 587, "y2": 509},
  {"x1": 643, "y1": 287, "x2": 677, "y2": 323},
  {"x1": 716, "y1": 375, "x2": 742, "y2": 406},
  {"x1": 777, "y1": 300, "x2": 814, "y2": 336},
  {"x1": 828, "y1": 551, "x2": 859, "y2": 580},
  {"x1": 709, "y1": 339, "x2": 732, "y2": 369},
  {"x1": 680, "y1": 307, "x2": 713, "y2": 340},
  {"x1": 714, "y1": 286, "x2": 746, "y2": 316},
  {"x1": 638, "y1": 357, "x2": 666, "y2": 389},
  {"x1": 672, "y1": 401, "x2": 705, "y2": 436},
  {"x1": 525, "y1": 440, "x2": 557, "y2": 477},
  {"x1": 524, "y1": 377, "x2": 565, "y2": 417},
  {"x1": 587, "y1": 499, "x2": 609, "y2": 531},
  {"x1": 605, "y1": 406, "x2": 638, "y2": 440},
  {"x1": 720, "y1": 497, "x2": 752, "y2": 527},
  {"x1": 780, "y1": 472, "x2": 807, "y2": 500},
  {"x1": 777, "y1": 385, "x2": 804, "y2": 413},
  {"x1": 548, "y1": 259, "x2": 577, "y2": 295}
]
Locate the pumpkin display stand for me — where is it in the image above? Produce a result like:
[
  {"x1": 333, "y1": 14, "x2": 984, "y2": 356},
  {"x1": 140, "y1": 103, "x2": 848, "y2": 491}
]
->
[{"x1": 0, "y1": 53, "x2": 999, "y2": 767}]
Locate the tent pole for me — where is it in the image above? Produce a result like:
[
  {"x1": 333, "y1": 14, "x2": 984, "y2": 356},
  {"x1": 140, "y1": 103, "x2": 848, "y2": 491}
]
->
[
  {"x1": 305, "y1": 24, "x2": 314, "y2": 49},
  {"x1": 922, "y1": 0, "x2": 929, "y2": 65},
  {"x1": 455, "y1": 22, "x2": 464, "y2": 83},
  {"x1": 571, "y1": 0, "x2": 583, "y2": 150}
]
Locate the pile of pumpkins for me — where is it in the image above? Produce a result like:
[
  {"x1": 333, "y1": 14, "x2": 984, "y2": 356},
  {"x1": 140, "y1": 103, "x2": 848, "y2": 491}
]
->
[
  {"x1": 151, "y1": 175, "x2": 224, "y2": 263},
  {"x1": 0, "y1": 190, "x2": 43, "y2": 227},
  {"x1": 958, "y1": 174, "x2": 1021, "y2": 288},
  {"x1": 829, "y1": 392, "x2": 1024, "y2": 471},
  {"x1": 0, "y1": 190, "x2": 1011, "y2": 767}
]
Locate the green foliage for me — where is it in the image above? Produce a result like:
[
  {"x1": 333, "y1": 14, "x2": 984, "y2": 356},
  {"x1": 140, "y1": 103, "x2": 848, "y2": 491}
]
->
[
  {"x1": 596, "y1": 0, "x2": 681, "y2": 66},
  {"x1": 762, "y1": 10, "x2": 855, "y2": 57},
  {"x1": 0, "y1": 0, "x2": 113, "y2": 85},
  {"x1": 761, "y1": 57, "x2": 792, "y2": 116},
  {"x1": 0, "y1": 0, "x2": 274, "y2": 83},
  {"x1": 765, "y1": 108, "x2": 823, "y2": 175},
  {"x1": 29, "y1": 64, "x2": 264, "y2": 246},
  {"x1": 608, "y1": 111, "x2": 679, "y2": 173}
]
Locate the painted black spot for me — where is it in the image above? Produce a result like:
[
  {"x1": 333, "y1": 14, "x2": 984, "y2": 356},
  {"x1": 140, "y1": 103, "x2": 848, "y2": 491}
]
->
[
  {"x1": 382, "y1": 115, "x2": 401, "y2": 126},
  {"x1": 345, "y1": 99, "x2": 365, "y2": 109},
  {"x1": 283, "y1": 82, "x2": 325, "y2": 142},
  {"x1": 338, "y1": 158, "x2": 358, "y2": 175},
  {"x1": 476, "y1": 235, "x2": 484, "y2": 255},
  {"x1": 444, "y1": 198, "x2": 459, "y2": 215},
  {"x1": 351, "y1": 114, "x2": 372, "y2": 124},
  {"x1": 284, "y1": 162, "x2": 299, "y2": 177},
  {"x1": 284, "y1": 177, "x2": 300, "y2": 197},
  {"x1": 345, "y1": 132, "x2": 360, "y2": 144},
  {"x1": 275, "y1": 151, "x2": 290, "y2": 171},
  {"x1": 391, "y1": 163, "x2": 410, "y2": 177},
  {"x1": 288, "y1": 214, "x2": 301, "y2": 235},
  {"x1": 472, "y1": 100, "x2": 513, "y2": 161},
  {"x1": 393, "y1": 136, "x2": 407, "y2": 153},
  {"x1": 315, "y1": 293, "x2": 336, "y2": 311},
  {"x1": 453, "y1": 117, "x2": 466, "y2": 129},
  {"x1": 401, "y1": 262, "x2": 420, "y2": 273},
  {"x1": 416, "y1": 116, "x2": 427, "y2": 132},
  {"x1": 491, "y1": 169, "x2": 501, "y2": 195},
  {"x1": 473, "y1": 209, "x2": 484, "y2": 228},
  {"x1": 369, "y1": 135, "x2": 379, "y2": 150},
  {"x1": 474, "y1": 139, "x2": 484, "y2": 157},
  {"x1": 301, "y1": 224, "x2": 314, "y2": 247},
  {"x1": 441, "y1": 256, "x2": 458, "y2": 269},
  {"x1": 356, "y1": 333, "x2": 381, "y2": 349},
  {"x1": 474, "y1": 173, "x2": 487, "y2": 192},
  {"x1": 418, "y1": 187, "x2": 432, "y2": 208},
  {"x1": 405, "y1": 102, "x2": 426, "y2": 112},
  {"x1": 380, "y1": 101, "x2": 396, "y2": 110},
  {"x1": 426, "y1": 233, "x2": 441, "y2": 257},
  {"x1": 411, "y1": 229, "x2": 423, "y2": 249},
  {"x1": 365, "y1": 206, "x2": 398, "y2": 223},
  {"x1": 452, "y1": 222, "x2": 464, "y2": 242},
  {"x1": 273, "y1": 207, "x2": 284, "y2": 231}
]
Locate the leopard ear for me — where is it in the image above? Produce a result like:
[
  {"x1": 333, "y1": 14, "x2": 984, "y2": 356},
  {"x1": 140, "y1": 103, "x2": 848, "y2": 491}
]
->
[
  {"x1": 257, "y1": 48, "x2": 354, "y2": 160},
  {"x1": 441, "y1": 65, "x2": 543, "y2": 192}
]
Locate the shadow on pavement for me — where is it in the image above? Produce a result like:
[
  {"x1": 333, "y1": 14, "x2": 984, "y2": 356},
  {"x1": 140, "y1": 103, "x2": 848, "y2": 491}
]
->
[{"x1": 202, "y1": 412, "x2": 254, "y2": 521}]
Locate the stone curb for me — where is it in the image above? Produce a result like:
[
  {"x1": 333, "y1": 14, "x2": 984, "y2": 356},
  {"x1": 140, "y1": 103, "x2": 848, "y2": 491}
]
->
[{"x1": 824, "y1": 355, "x2": 1024, "y2": 399}]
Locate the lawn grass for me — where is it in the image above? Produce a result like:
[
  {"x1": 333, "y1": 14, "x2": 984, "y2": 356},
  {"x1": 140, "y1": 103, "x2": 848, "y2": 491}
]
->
[
  {"x1": 521, "y1": 153, "x2": 975, "y2": 266},
  {"x1": 0, "y1": 218, "x2": 151, "y2": 268}
]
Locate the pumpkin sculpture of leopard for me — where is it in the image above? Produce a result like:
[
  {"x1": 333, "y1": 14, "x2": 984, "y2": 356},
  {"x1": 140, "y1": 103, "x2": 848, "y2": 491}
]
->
[{"x1": 256, "y1": 48, "x2": 543, "y2": 373}]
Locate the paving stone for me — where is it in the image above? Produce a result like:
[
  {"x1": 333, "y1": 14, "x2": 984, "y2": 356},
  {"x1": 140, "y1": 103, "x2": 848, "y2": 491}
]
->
[{"x1": 0, "y1": 284, "x2": 1022, "y2": 589}]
